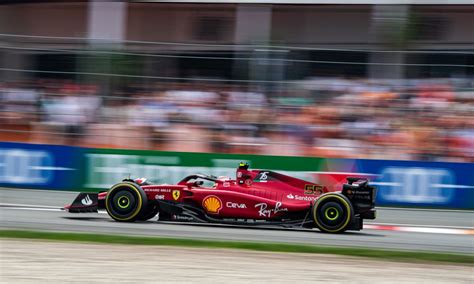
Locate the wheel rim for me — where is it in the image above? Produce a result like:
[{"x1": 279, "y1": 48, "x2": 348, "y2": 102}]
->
[
  {"x1": 313, "y1": 195, "x2": 352, "y2": 233},
  {"x1": 111, "y1": 191, "x2": 136, "y2": 215},
  {"x1": 318, "y1": 202, "x2": 344, "y2": 227},
  {"x1": 324, "y1": 207, "x2": 339, "y2": 221},
  {"x1": 107, "y1": 185, "x2": 141, "y2": 220},
  {"x1": 117, "y1": 196, "x2": 130, "y2": 209}
]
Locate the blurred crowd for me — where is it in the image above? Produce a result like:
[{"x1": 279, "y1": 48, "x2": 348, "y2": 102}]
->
[{"x1": 1, "y1": 78, "x2": 473, "y2": 162}]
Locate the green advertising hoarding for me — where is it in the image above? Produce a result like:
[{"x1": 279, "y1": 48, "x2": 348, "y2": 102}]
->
[{"x1": 82, "y1": 148, "x2": 326, "y2": 191}]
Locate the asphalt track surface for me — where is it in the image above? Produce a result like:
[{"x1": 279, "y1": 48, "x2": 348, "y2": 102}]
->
[{"x1": 1, "y1": 188, "x2": 473, "y2": 254}]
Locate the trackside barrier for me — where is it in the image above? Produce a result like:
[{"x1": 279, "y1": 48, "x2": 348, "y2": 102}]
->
[
  {"x1": 0, "y1": 142, "x2": 82, "y2": 190},
  {"x1": 1, "y1": 142, "x2": 473, "y2": 209}
]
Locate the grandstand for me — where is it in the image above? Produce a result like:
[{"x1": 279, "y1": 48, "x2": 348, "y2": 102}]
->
[{"x1": 0, "y1": 1, "x2": 472, "y2": 161}]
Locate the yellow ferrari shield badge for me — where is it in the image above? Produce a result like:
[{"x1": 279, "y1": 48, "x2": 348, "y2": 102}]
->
[{"x1": 172, "y1": 190, "x2": 180, "y2": 200}]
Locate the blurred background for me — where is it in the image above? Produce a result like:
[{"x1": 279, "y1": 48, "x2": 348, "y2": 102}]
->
[
  {"x1": 1, "y1": 0, "x2": 473, "y2": 162},
  {"x1": 0, "y1": 4, "x2": 473, "y2": 280}
]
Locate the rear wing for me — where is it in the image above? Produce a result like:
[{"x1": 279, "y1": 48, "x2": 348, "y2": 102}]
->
[
  {"x1": 346, "y1": 177, "x2": 368, "y2": 187},
  {"x1": 342, "y1": 177, "x2": 376, "y2": 219}
]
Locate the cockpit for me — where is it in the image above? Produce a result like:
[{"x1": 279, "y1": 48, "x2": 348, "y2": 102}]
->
[
  {"x1": 177, "y1": 174, "x2": 217, "y2": 188},
  {"x1": 177, "y1": 162, "x2": 251, "y2": 188},
  {"x1": 177, "y1": 174, "x2": 233, "y2": 188}
]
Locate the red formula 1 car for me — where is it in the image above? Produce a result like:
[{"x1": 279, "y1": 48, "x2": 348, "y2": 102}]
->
[{"x1": 66, "y1": 163, "x2": 376, "y2": 233}]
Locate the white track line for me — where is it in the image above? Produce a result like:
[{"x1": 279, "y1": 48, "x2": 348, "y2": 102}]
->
[
  {"x1": 0, "y1": 203, "x2": 61, "y2": 209},
  {"x1": 0, "y1": 205, "x2": 109, "y2": 214},
  {"x1": 398, "y1": 227, "x2": 472, "y2": 235},
  {"x1": 364, "y1": 224, "x2": 474, "y2": 235},
  {"x1": 368, "y1": 222, "x2": 474, "y2": 230},
  {"x1": 3, "y1": 207, "x2": 63, "y2": 212},
  {"x1": 378, "y1": 207, "x2": 474, "y2": 213}
]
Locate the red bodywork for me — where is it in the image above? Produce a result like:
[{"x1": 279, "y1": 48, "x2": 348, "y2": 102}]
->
[
  {"x1": 95, "y1": 166, "x2": 327, "y2": 220},
  {"x1": 66, "y1": 163, "x2": 377, "y2": 232}
]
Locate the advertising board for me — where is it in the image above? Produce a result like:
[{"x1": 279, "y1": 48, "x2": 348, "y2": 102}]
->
[{"x1": 1, "y1": 142, "x2": 472, "y2": 209}]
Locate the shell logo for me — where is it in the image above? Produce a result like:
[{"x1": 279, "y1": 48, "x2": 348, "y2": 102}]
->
[{"x1": 202, "y1": 195, "x2": 222, "y2": 214}]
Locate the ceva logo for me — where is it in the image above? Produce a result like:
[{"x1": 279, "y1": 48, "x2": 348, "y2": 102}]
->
[{"x1": 226, "y1": 202, "x2": 247, "y2": 209}]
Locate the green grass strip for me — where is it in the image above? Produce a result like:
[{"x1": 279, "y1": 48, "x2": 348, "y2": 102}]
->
[{"x1": 1, "y1": 229, "x2": 472, "y2": 265}]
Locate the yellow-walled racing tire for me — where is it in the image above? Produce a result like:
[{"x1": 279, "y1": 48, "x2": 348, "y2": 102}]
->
[
  {"x1": 312, "y1": 192, "x2": 354, "y2": 233},
  {"x1": 105, "y1": 182, "x2": 147, "y2": 222}
]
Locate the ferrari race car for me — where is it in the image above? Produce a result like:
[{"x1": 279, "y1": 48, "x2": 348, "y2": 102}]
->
[{"x1": 65, "y1": 163, "x2": 377, "y2": 233}]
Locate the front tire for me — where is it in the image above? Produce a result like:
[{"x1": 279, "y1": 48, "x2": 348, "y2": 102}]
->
[
  {"x1": 312, "y1": 193, "x2": 353, "y2": 233},
  {"x1": 105, "y1": 182, "x2": 147, "y2": 222}
]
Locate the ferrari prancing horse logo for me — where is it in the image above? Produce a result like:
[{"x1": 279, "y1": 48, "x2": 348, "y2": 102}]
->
[{"x1": 172, "y1": 190, "x2": 181, "y2": 200}]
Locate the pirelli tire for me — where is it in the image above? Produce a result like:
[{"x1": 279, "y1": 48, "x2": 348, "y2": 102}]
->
[
  {"x1": 312, "y1": 192, "x2": 354, "y2": 233},
  {"x1": 105, "y1": 182, "x2": 148, "y2": 222}
]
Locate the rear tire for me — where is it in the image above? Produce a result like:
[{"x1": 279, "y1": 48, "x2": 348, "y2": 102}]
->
[
  {"x1": 105, "y1": 182, "x2": 147, "y2": 222},
  {"x1": 312, "y1": 193, "x2": 353, "y2": 233}
]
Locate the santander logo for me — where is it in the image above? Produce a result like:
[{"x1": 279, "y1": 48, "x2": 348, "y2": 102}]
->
[
  {"x1": 81, "y1": 195, "x2": 93, "y2": 206},
  {"x1": 286, "y1": 193, "x2": 316, "y2": 201}
]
